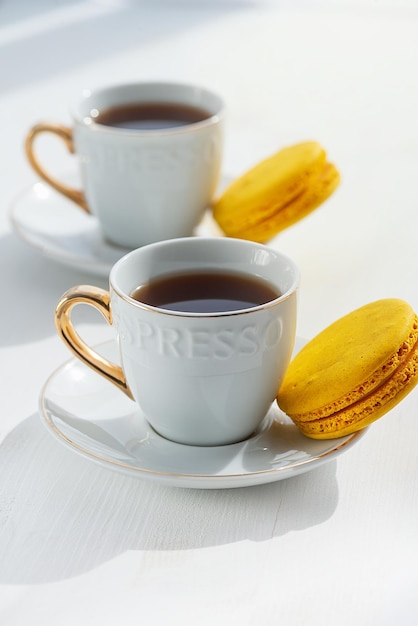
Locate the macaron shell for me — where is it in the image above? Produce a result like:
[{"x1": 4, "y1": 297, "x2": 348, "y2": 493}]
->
[{"x1": 212, "y1": 141, "x2": 337, "y2": 241}]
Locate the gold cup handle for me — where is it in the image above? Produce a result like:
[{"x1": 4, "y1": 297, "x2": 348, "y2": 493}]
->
[
  {"x1": 25, "y1": 122, "x2": 89, "y2": 213},
  {"x1": 55, "y1": 285, "x2": 134, "y2": 400}
]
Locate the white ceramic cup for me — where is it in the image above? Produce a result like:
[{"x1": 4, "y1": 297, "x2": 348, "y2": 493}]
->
[
  {"x1": 55, "y1": 237, "x2": 300, "y2": 446},
  {"x1": 25, "y1": 82, "x2": 224, "y2": 248}
]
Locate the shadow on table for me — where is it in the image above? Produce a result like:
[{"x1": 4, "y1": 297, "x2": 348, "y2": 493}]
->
[{"x1": 0, "y1": 413, "x2": 340, "y2": 584}]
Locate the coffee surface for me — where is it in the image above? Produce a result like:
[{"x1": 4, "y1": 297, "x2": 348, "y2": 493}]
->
[
  {"x1": 130, "y1": 271, "x2": 280, "y2": 313},
  {"x1": 94, "y1": 101, "x2": 211, "y2": 130}
]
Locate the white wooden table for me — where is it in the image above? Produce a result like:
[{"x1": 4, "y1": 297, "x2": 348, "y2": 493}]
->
[{"x1": 1, "y1": 1, "x2": 418, "y2": 624}]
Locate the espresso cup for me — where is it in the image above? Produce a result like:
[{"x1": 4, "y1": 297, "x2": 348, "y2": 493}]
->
[
  {"x1": 55, "y1": 237, "x2": 300, "y2": 446},
  {"x1": 25, "y1": 82, "x2": 224, "y2": 248}
]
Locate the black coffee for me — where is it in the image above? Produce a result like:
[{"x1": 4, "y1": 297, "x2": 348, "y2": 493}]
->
[
  {"x1": 130, "y1": 271, "x2": 280, "y2": 313},
  {"x1": 94, "y1": 102, "x2": 211, "y2": 130}
]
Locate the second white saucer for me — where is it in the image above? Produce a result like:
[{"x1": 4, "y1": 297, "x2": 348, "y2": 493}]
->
[
  {"x1": 10, "y1": 173, "x2": 225, "y2": 276},
  {"x1": 39, "y1": 340, "x2": 365, "y2": 489}
]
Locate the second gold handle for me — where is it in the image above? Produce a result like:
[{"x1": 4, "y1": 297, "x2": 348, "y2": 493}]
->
[
  {"x1": 25, "y1": 123, "x2": 89, "y2": 213},
  {"x1": 55, "y1": 285, "x2": 134, "y2": 400}
]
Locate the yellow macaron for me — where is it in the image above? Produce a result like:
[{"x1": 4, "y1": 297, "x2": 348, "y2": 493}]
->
[
  {"x1": 277, "y1": 299, "x2": 418, "y2": 439},
  {"x1": 212, "y1": 141, "x2": 340, "y2": 243}
]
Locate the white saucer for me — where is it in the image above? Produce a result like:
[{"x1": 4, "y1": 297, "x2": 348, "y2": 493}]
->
[
  {"x1": 39, "y1": 340, "x2": 365, "y2": 489},
  {"x1": 9, "y1": 173, "x2": 225, "y2": 277}
]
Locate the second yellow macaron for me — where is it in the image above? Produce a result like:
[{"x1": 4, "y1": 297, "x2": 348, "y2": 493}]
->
[{"x1": 212, "y1": 141, "x2": 340, "y2": 243}]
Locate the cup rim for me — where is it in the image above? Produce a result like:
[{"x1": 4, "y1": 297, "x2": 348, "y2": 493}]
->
[
  {"x1": 109, "y1": 237, "x2": 300, "y2": 318},
  {"x1": 71, "y1": 81, "x2": 225, "y2": 136}
]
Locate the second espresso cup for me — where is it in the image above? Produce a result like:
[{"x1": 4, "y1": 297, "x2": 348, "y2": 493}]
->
[
  {"x1": 26, "y1": 82, "x2": 224, "y2": 248},
  {"x1": 55, "y1": 237, "x2": 300, "y2": 446}
]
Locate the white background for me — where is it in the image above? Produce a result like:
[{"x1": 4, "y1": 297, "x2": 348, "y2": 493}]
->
[{"x1": 1, "y1": 1, "x2": 418, "y2": 624}]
